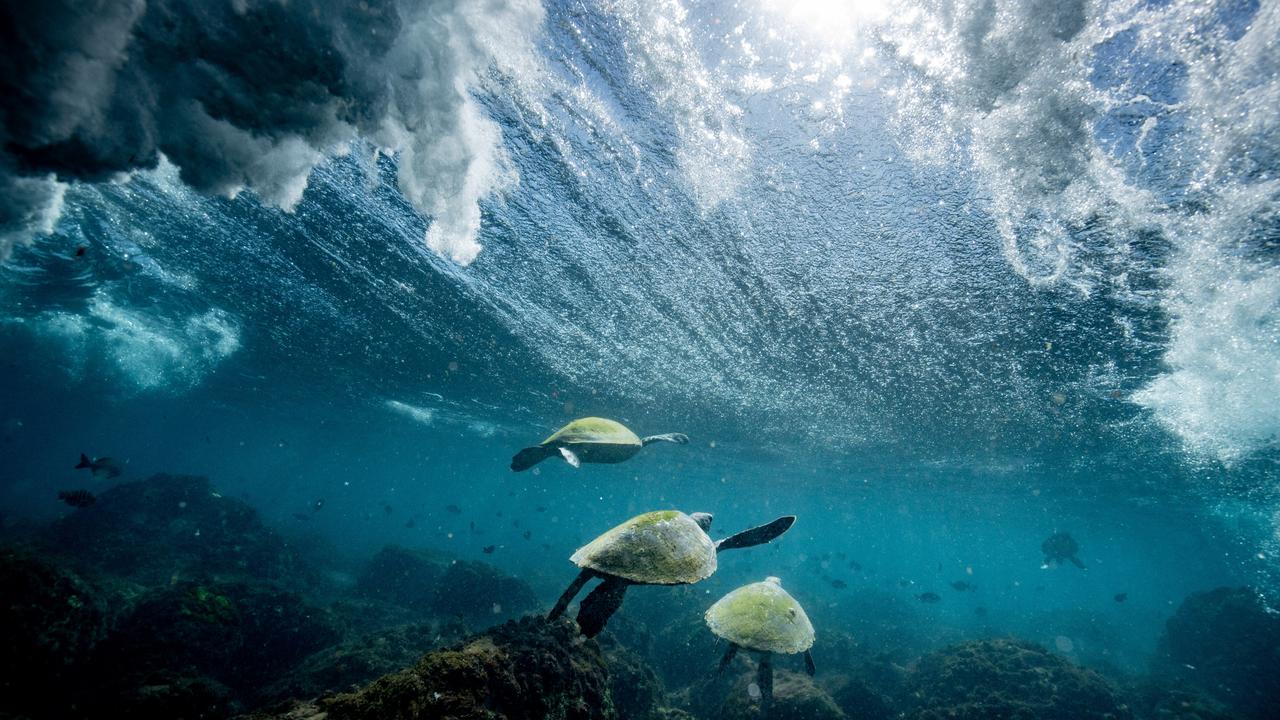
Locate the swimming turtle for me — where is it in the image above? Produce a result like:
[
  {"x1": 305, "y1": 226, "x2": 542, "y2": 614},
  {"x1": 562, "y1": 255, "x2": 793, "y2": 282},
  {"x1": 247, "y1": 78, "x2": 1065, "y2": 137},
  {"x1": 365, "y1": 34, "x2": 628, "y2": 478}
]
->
[
  {"x1": 1041, "y1": 531, "x2": 1085, "y2": 569},
  {"x1": 510, "y1": 417, "x2": 688, "y2": 471},
  {"x1": 547, "y1": 510, "x2": 795, "y2": 637},
  {"x1": 705, "y1": 576, "x2": 815, "y2": 710}
]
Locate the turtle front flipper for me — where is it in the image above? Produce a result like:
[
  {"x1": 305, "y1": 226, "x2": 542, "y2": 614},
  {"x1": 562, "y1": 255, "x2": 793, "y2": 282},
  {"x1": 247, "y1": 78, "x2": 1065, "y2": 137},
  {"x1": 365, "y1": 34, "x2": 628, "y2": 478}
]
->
[
  {"x1": 803, "y1": 650, "x2": 816, "y2": 676},
  {"x1": 1069, "y1": 555, "x2": 1087, "y2": 569},
  {"x1": 757, "y1": 653, "x2": 774, "y2": 711},
  {"x1": 641, "y1": 432, "x2": 689, "y2": 446},
  {"x1": 548, "y1": 569, "x2": 594, "y2": 621},
  {"x1": 576, "y1": 576, "x2": 630, "y2": 637},
  {"x1": 511, "y1": 445, "x2": 558, "y2": 472},
  {"x1": 717, "y1": 643, "x2": 739, "y2": 675},
  {"x1": 715, "y1": 516, "x2": 796, "y2": 552}
]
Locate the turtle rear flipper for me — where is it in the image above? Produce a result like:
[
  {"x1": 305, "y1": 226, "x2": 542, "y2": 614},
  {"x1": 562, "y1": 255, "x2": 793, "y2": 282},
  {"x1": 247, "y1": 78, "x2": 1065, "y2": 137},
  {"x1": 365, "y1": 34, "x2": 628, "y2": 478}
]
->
[
  {"x1": 511, "y1": 445, "x2": 557, "y2": 472},
  {"x1": 757, "y1": 653, "x2": 774, "y2": 711},
  {"x1": 576, "y1": 576, "x2": 629, "y2": 637},
  {"x1": 717, "y1": 643, "x2": 739, "y2": 675},
  {"x1": 803, "y1": 650, "x2": 816, "y2": 676},
  {"x1": 548, "y1": 569, "x2": 593, "y2": 621},
  {"x1": 716, "y1": 516, "x2": 796, "y2": 552},
  {"x1": 641, "y1": 432, "x2": 689, "y2": 446}
]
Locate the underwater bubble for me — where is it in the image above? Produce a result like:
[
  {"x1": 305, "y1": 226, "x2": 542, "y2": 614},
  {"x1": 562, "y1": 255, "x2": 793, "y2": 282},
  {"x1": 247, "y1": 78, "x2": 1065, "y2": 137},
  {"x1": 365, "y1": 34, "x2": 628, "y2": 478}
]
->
[
  {"x1": 747, "y1": 683, "x2": 761, "y2": 700},
  {"x1": 1054, "y1": 636, "x2": 1075, "y2": 653}
]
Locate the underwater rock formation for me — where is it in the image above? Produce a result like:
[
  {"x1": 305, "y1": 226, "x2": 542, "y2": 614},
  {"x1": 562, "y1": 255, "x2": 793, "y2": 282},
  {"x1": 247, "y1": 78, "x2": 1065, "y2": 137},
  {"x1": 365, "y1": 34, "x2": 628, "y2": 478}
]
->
[
  {"x1": 354, "y1": 545, "x2": 448, "y2": 612},
  {"x1": 1153, "y1": 587, "x2": 1280, "y2": 720},
  {"x1": 41, "y1": 474, "x2": 312, "y2": 587},
  {"x1": 600, "y1": 636, "x2": 671, "y2": 720},
  {"x1": 706, "y1": 669, "x2": 845, "y2": 720},
  {"x1": 89, "y1": 580, "x2": 341, "y2": 710},
  {"x1": 428, "y1": 559, "x2": 540, "y2": 627},
  {"x1": 322, "y1": 617, "x2": 613, "y2": 720},
  {"x1": 821, "y1": 656, "x2": 906, "y2": 720},
  {"x1": 0, "y1": 547, "x2": 108, "y2": 717},
  {"x1": 355, "y1": 546, "x2": 539, "y2": 630},
  {"x1": 904, "y1": 638, "x2": 1130, "y2": 720}
]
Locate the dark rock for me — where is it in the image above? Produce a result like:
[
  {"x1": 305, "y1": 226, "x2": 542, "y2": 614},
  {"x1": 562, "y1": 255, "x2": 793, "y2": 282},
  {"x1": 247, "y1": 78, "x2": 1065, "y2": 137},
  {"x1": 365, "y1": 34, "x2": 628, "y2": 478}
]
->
[
  {"x1": 1152, "y1": 587, "x2": 1280, "y2": 720},
  {"x1": 1122, "y1": 679, "x2": 1243, "y2": 720},
  {"x1": 822, "y1": 656, "x2": 905, "y2": 720},
  {"x1": 904, "y1": 638, "x2": 1130, "y2": 720},
  {"x1": 41, "y1": 474, "x2": 312, "y2": 587},
  {"x1": 428, "y1": 559, "x2": 540, "y2": 628},
  {"x1": 91, "y1": 581, "x2": 341, "y2": 708},
  {"x1": 354, "y1": 545, "x2": 447, "y2": 612},
  {"x1": 321, "y1": 617, "x2": 613, "y2": 720},
  {"x1": 601, "y1": 635, "x2": 668, "y2": 720},
  {"x1": 0, "y1": 547, "x2": 108, "y2": 717}
]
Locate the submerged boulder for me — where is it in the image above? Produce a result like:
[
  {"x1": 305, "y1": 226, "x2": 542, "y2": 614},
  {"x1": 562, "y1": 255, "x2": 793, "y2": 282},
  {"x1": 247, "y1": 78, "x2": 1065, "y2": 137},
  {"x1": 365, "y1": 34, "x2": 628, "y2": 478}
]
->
[
  {"x1": 322, "y1": 617, "x2": 613, "y2": 720},
  {"x1": 904, "y1": 638, "x2": 1130, "y2": 720},
  {"x1": 1153, "y1": 586, "x2": 1280, "y2": 720},
  {"x1": 354, "y1": 545, "x2": 447, "y2": 612},
  {"x1": 699, "y1": 669, "x2": 845, "y2": 720},
  {"x1": 428, "y1": 559, "x2": 540, "y2": 628},
  {"x1": 41, "y1": 474, "x2": 311, "y2": 587}
]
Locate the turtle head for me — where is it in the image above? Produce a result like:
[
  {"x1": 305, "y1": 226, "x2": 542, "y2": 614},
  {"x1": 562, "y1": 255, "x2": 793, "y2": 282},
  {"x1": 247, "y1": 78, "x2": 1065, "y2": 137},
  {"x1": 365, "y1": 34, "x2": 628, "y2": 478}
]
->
[
  {"x1": 765, "y1": 576, "x2": 781, "y2": 586},
  {"x1": 690, "y1": 512, "x2": 713, "y2": 532}
]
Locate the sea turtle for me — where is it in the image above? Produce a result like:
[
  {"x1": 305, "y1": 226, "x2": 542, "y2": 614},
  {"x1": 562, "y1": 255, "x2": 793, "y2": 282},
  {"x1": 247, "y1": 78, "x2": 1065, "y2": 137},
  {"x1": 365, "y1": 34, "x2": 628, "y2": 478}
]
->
[
  {"x1": 1041, "y1": 531, "x2": 1085, "y2": 569},
  {"x1": 510, "y1": 417, "x2": 688, "y2": 471},
  {"x1": 705, "y1": 576, "x2": 815, "y2": 710},
  {"x1": 547, "y1": 510, "x2": 795, "y2": 637}
]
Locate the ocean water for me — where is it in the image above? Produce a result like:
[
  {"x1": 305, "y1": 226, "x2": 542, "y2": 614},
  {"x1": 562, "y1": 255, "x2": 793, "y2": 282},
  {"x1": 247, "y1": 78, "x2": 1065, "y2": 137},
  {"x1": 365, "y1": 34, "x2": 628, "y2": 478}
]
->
[{"x1": 1, "y1": 0, "x2": 1278, "y2": 718}]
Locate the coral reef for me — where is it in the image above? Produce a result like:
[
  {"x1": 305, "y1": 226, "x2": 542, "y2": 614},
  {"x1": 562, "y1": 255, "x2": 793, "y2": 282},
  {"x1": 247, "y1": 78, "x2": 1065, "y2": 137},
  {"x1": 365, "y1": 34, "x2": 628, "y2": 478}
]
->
[
  {"x1": 1152, "y1": 587, "x2": 1280, "y2": 720},
  {"x1": 904, "y1": 638, "x2": 1130, "y2": 720},
  {"x1": 0, "y1": 547, "x2": 108, "y2": 717},
  {"x1": 321, "y1": 617, "x2": 613, "y2": 720},
  {"x1": 41, "y1": 474, "x2": 311, "y2": 587}
]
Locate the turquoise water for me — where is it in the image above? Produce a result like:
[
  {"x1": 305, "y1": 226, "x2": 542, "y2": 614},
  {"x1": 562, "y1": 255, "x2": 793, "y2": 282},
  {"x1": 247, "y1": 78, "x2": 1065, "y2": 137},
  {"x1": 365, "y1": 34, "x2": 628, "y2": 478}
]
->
[{"x1": 0, "y1": 0, "x2": 1277, "y2": 717}]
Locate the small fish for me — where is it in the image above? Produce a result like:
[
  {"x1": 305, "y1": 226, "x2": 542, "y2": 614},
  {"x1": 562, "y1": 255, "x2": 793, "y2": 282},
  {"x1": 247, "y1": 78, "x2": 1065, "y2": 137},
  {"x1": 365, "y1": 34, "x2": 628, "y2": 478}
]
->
[
  {"x1": 831, "y1": 579, "x2": 847, "y2": 589},
  {"x1": 74, "y1": 453, "x2": 121, "y2": 479},
  {"x1": 535, "y1": 506, "x2": 546, "y2": 513},
  {"x1": 57, "y1": 489, "x2": 96, "y2": 508},
  {"x1": 974, "y1": 606, "x2": 988, "y2": 617},
  {"x1": 542, "y1": 543, "x2": 552, "y2": 550},
  {"x1": 916, "y1": 592, "x2": 942, "y2": 604},
  {"x1": 482, "y1": 545, "x2": 497, "y2": 554},
  {"x1": 513, "y1": 519, "x2": 521, "y2": 528},
  {"x1": 313, "y1": 498, "x2": 325, "y2": 512},
  {"x1": 496, "y1": 511, "x2": 503, "y2": 518},
  {"x1": 950, "y1": 581, "x2": 975, "y2": 592},
  {"x1": 405, "y1": 517, "x2": 417, "y2": 529},
  {"x1": 1114, "y1": 592, "x2": 1128, "y2": 603},
  {"x1": 469, "y1": 521, "x2": 477, "y2": 533},
  {"x1": 293, "y1": 512, "x2": 310, "y2": 522},
  {"x1": 522, "y1": 530, "x2": 532, "y2": 540},
  {"x1": 848, "y1": 561, "x2": 862, "y2": 572},
  {"x1": 898, "y1": 579, "x2": 914, "y2": 588},
  {"x1": 383, "y1": 504, "x2": 393, "y2": 515},
  {"x1": 74, "y1": 245, "x2": 87, "y2": 258},
  {"x1": 445, "y1": 504, "x2": 462, "y2": 514}
]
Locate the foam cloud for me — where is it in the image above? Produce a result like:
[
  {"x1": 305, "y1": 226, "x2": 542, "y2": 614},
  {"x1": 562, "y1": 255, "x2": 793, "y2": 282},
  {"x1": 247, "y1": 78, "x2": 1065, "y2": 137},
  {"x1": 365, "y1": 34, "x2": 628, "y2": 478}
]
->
[{"x1": 0, "y1": 0, "x2": 544, "y2": 263}]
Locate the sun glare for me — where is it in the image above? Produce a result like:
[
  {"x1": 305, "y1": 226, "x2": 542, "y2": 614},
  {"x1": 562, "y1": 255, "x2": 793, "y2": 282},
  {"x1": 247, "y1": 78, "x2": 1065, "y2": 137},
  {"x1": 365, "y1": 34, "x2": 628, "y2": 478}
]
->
[{"x1": 761, "y1": 0, "x2": 893, "y2": 45}]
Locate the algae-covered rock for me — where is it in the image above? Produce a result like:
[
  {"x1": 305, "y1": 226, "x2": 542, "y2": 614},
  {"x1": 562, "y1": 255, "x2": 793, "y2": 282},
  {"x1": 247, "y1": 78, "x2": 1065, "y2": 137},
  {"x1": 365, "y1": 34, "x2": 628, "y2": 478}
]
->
[
  {"x1": 571, "y1": 511, "x2": 716, "y2": 585},
  {"x1": 706, "y1": 669, "x2": 845, "y2": 720},
  {"x1": 905, "y1": 638, "x2": 1130, "y2": 720},
  {"x1": 322, "y1": 617, "x2": 613, "y2": 720},
  {"x1": 601, "y1": 636, "x2": 669, "y2": 720},
  {"x1": 0, "y1": 547, "x2": 108, "y2": 716},
  {"x1": 93, "y1": 580, "x2": 341, "y2": 706},
  {"x1": 1152, "y1": 587, "x2": 1280, "y2": 720}
]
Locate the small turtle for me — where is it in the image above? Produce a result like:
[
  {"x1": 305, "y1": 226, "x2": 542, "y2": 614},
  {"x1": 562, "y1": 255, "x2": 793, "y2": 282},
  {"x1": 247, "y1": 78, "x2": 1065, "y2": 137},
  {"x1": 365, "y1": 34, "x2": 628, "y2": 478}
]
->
[
  {"x1": 510, "y1": 417, "x2": 688, "y2": 471},
  {"x1": 1041, "y1": 531, "x2": 1086, "y2": 569},
  {"x1": 547, "y1": 510, "x2": 795, "y2": 637},
  {"x1": 705, "y1": 576, "x2": 815, "y2": 711}
]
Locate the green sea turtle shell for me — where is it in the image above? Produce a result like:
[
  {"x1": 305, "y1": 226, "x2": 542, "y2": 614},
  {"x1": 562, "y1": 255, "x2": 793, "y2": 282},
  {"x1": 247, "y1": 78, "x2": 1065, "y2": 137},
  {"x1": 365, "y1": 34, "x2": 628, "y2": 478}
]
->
[
  {"x1": 705, "y1": 577, "x2": 815, "y2": 654},
  {"x1": 542, "y1": 417, "x2": 642, "y2": 447},
  {"x1": 570, "y1": 510, "x2": 717, "y2": 584}
]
